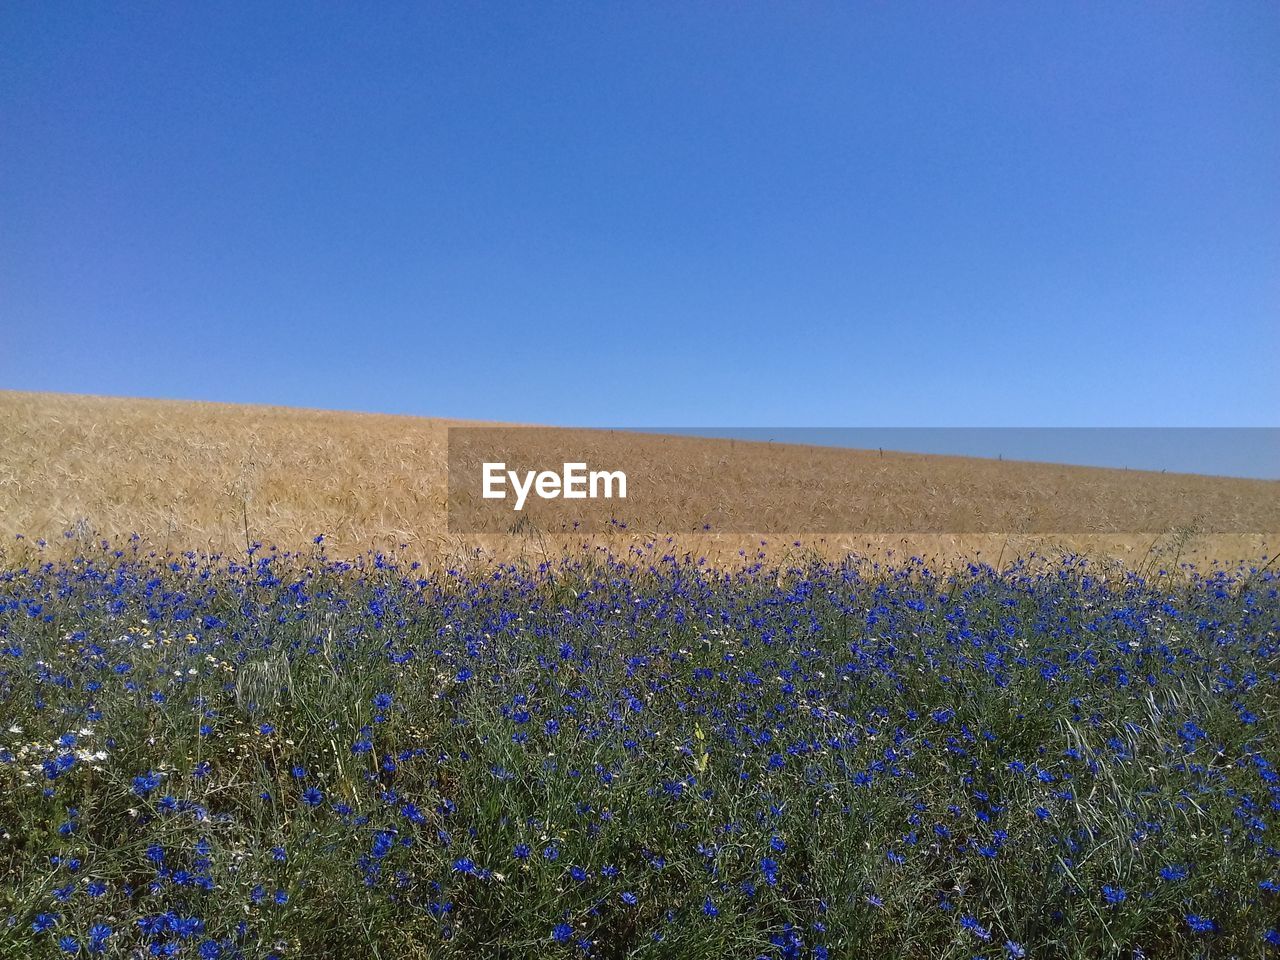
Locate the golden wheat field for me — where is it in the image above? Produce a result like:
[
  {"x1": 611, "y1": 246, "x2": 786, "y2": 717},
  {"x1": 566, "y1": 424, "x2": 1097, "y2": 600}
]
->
[{"x1": 1, "y1": 390, "x2": 1276, "y2": 569}]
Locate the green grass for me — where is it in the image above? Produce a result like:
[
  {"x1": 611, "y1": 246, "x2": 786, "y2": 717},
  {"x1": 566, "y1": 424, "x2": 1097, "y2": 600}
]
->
[{"x1": 0, "y1": 542, "x2": 1277, "y2": 958}]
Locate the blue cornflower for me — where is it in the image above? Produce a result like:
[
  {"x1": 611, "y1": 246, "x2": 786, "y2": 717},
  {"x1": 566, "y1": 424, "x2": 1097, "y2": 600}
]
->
[
  {"x1": 760, "y1": 857, "x2": 780, "y2": 885},
  {"x1": 703, "y1": 897, "x2": 719, "y2": 918},
  {"x1": 373, "y1": 692, "x2": 393, "y2": 710},
  {"x1": 301, "y1": 786, "x2": 324, "y2": 806},
  {"x1": 1006, "y1": 940, "x2": 1026, "y2": 958},
  {"x1": 620, "y1": 891, "x2": 638, "y2": 905},
  {"x1": 543, "y1": 844, "x2": 559, "y2": 861},
  {"x1": 1160, "y1": 864, "x2": 1188, "y2": 882},
  {"x1": 1102, "y1": 885, "x2": 1126, "y2": 905},
  {"x1": 33, "y1": 913, "x2": 60, "y2": 933},
  {"x1": 552, "y1": 923, "x2": 573, "y2": 943},
  {"x1": 58, "y1": 937, "x2": 78, "y2": 954},
  {"x1": 132, "y1": 771, "x2": 162, "y2": 796},
  {"x1": 513, "y1": 843, "x2": 530, "y2": 860},
  {"x1": 1186, "y1": 915, "x2": 1216, "y2": 934},
  {"x1": 43, "y1": 754, "x2": 77, "y2": 781},
  {"x1": 170, "y1": 915, "x2": 205, "y2": 938},
  {"x1": 87, "y1": 924, "x2": 112, "y2": 952},
  {"x1": 137, "y1": 916, "x2": 166, "y2": 936},
  {"x1": 371, "y1": 832, "x2": 395, "y2": 858},
  {"x1": 959, "y1": 915, "x2": 991, "y2": 940}
]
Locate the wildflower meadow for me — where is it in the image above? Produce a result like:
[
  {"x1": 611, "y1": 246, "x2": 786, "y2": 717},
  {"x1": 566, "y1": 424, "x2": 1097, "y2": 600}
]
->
[{"x1": 1, "y1": 539, "x2": 1277, "y2": 958}]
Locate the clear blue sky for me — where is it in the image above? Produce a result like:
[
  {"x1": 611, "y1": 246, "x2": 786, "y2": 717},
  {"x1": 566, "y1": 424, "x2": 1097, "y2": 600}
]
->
[{"x1": 3, "y1": 3, "x2": 1278, "y2": 437}]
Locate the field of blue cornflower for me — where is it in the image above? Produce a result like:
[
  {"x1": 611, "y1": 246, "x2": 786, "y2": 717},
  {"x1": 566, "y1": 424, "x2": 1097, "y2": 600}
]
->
[{"x1": 1, "y1": 538, "x2": 1277, "y2": 959}]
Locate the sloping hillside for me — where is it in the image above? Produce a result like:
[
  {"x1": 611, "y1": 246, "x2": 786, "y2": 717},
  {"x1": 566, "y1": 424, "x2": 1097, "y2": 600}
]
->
[{"x1": 1, "y1": 390, "x2": 1275, "y2": 567}]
